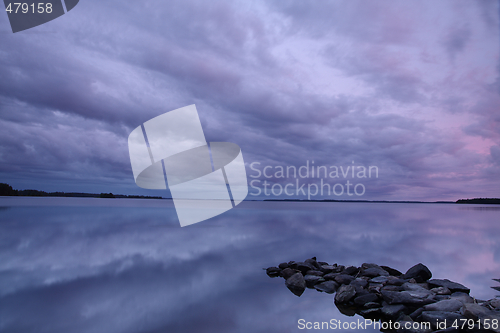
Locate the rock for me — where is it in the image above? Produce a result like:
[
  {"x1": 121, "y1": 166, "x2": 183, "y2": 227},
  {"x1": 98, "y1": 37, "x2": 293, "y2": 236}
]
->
[
  {"x1": 335, "y1": 284, "x2": 356, "y2": 303},
  {"x1": 380, "y1": 304, "x2": 407, "y2": 319},
  {"x1": 368, "y1": 283, "x2": 384, "y2": 293},
  {"x1": 314, "y1": 280, "x2": 338, "y2": 294},
  {"x1": 427, "y1": 279, "x2": 470, "y2": 294},
  {"x1": 381, "y1": 290, "x2": 434, "y2": 306},
  {"x1": 319, "y1": 265, "x2": 335, "y2": 274},
  {"x1": 365, "y1": 302, "x2": 381, "y2": 309},
  {"x1": 402, "y1": 263, "x2": 432, "y2": 283},
  {"x1": 449, "y1": 292, "x2": 473, "y2": 304},
  {"x1": 305, "y1": 258, "x2": 320, "y2": 269},
  {"x1": 323, "y1": 273, "x2": 339, "y2": 280},
  {"x1": 266, "y1": 267, "x2": 281, "y2": 277},
  {"x1": 461, "y1": 303, "x2": 497, "y2": 320},
  {"x1": 335, "y1": 274, "x2": 356, "y2": 285},
  {"x1": 281, "y1": 268, "x2": 300, "y2": 279},
  {"x1": 304, "y1": 275, "x2": 325, "y2": 288},
  {"x1": 402, "y1": 282, "x2": 430, "y2": 292},
  {"x1": 382, "y1": 285, "x2": 404, "y2": 292},
  {"x1": 371, "y1": 276, "x2": 389, "y2": 284},
  {"x1": 431, "y1": 287, "x2": 451, "y2": 295},
  {"x1": 361, "y1": 266, "x2": 390, "y2": 278},
  {"x1": 360, "y1": 308, "x2": 381, "y2": 318},
  {"x1": 354, "y1": 293, "x2": 379, "y2": 306},
  {"x1": 423, "y1": 299, "x2": 463, "y2": 312},
  {"x1": 306, "y1": 270, "x2": 324, "y2": 277},
  {"x1": 489, "y1": 298, "x2": 500, "y2": 309},
  {"x1": 409, "y1": 307, "x2": 424, "y2": 320},
  {"x1": 350, "y1": 278, "x2": 368, "y2": 289},
  {"x1": 420, "y1": 311, "x2": 465, "y2": 329},
  {"x1": 296, "y1": 262, "x2": 316, "y2": 274},
  {"x1": 387, "y1": 278, "x2": 407, "y2": 286},
  {"x1": 343, "y1": 266, "x2": 360, "y2": 276},
  {"x1": 278, "y1": 262, "x2": 289, "y2": 270},
  {"x1": 434, "y1": 295, "x2": 452, "y2": 301},
  {"x1": 381, "y1": 265, "x2": 403, "y2": 277},
  {"x1": 285, "y1": 273, "x2": 306, "y2": 296},
  {"x1": 317, "y1": 261, "x2": 329, "y2": 266}
]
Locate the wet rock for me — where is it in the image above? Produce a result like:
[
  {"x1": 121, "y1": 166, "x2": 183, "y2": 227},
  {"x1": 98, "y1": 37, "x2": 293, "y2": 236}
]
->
[
  {"x1": 335, "y1": 284, "x2": 356, "y2": 303},
  {"x1": 423, "y1": 299, "x2": 463, "y2": 312},
  {"x1": 380, "y1": 304, "x2": 407, "y2": 319},
  {"x1": 314, "y1": 280, "x2": 338, "y2": 294},
  {"x1": 402, "y1": 263, "x2": 432, "y2": 283},
  {"x1": 335, "y1": 274, "x2": 355, "y2": 285},
  {"x1": 354, "y1": 293, "x2": 379, "y2": 306},
  {"x1": 304, "y1": 275, "x2": 325, "y2": 288},
  {"x1": 427, "y1": 279, "x2": 470, "y2": 294},
  {"x1": 266, "y1": 267, "x2": 281, "y2": 277},
  {"x1": 281, "y1": 267, "x2": 300, "y2": 279},
  {"x1": 420, "y1": 311, "x2": 465, "y2": 329},
  {"x1": 285, "y1": 273, "x2": 306, "y2": 297},
  {"x1": 343, "y1": 266, "x2": 360, "y2": 276}
]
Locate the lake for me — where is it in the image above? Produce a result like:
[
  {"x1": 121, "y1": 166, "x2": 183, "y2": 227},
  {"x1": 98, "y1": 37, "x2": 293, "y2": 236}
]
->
[{"x1": 0, "y1": 197, "x2": 499, "y2": 333}]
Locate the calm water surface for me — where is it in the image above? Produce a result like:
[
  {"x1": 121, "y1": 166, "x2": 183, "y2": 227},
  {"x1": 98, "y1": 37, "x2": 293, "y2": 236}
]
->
[{"x1": 0, "y1": 197, "x2": 499, "y2": 333}]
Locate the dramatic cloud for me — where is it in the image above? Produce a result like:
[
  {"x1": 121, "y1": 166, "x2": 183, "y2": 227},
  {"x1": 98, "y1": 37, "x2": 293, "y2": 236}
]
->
[{"x1": 0, "y1": 0, "x2": 498, "y2": 200}]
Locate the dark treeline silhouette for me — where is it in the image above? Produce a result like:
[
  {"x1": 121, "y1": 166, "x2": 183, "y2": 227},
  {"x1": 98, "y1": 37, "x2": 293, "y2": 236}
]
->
[
  {"x1": 456, "y1": 198, "x2": 500, "y2": 205},
  {"x1": 0, "y1": 183, "x2": 163, "y2": 199}
]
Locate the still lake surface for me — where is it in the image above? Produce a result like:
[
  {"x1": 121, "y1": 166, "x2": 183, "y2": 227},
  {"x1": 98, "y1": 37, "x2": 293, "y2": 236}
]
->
[{"x1": 0, "y1": 197, "x2": 499, "y2": 333}]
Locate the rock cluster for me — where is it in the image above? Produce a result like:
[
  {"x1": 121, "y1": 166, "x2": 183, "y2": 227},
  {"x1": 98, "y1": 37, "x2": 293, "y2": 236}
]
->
[{"x1": 266, "y1": 258, "x2": 500, "y2": 332}]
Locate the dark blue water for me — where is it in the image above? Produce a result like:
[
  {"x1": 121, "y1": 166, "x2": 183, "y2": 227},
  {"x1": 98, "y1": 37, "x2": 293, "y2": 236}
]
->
[{"x1": 0, "y1": 197, "x2": 499, "y2": 333}]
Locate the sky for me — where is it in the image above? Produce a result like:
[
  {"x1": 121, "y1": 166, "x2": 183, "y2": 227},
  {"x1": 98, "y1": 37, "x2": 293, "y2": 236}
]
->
[{"x1": 0, "y1": 0, "x2": 499, "y2": 201}]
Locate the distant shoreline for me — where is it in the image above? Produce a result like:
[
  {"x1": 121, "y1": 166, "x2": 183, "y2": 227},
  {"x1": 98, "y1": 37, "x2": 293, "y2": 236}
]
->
[{"x1": 1, "y1": 183, "x2": 499, "y2": 204}]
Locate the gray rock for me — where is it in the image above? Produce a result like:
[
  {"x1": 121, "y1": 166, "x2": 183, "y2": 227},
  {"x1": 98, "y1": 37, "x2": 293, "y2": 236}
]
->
[
  {"x1": 424, "y1": 299, "x2": 463, "y2": 312},
  {"x1": 360, "y1": 308, "x2": 381, "y2": 318},
  {"x1": 314, "y1": 280, "x2": 338, "y2": 294},
  {"x1": 381, "y1": 290, "x2": 434, "y2": 306},
  {"x1": 305, "y1": 258, "x2": 320, "y2": 269},
  {"x1": 409, "y1": 307, "x2": 424, "y2": 320},
  {"x1": 449, "y1": 292, "x2": 473, "y2": 304},
  {"x1": 333, "y1": 265, "x2": 345, "y2": 273},
  {"x1": 427, "y1": 279, "x2": 470, "y2": 294},
  {"x1": 402, "y1": 282, "x2": 430, "y2": 292},
  {"x1": 320, "y1": 265, "x2": 335, "y2": 274},
  {"x1": 402, "y1": 263, "x2": 432, "y2": 283},
  {"x1": 362, "y1": 266, "x2": 390, "y2": 277},
  {"x1": 382, "y1": 285, "x2": 404, "y2": 292},
  {"x1": 354, "y1": 293, "x2": 379, "y2": 306},
  {"x1": 364, "y1": 302, "x2": 382, "y2": 309},
  {"x1": 381, "y1": 265, "x2": 403, "y2": 277},
  {"x1": 266, "y1": 266, "x2": 281, "y2": 277},
  {"x1": 387, "y1": 278, "x2": 407, "y2": 286},
  {"x1": 335, "y1": 274, "x2": 355, "y2": 285},
  {"x1": 421, "y1": 311, "x2": 465, "y2": 329},
  {"x1": 489, "y1": 298, "x2": 500, "y2": 309},
  {"x1": 281, "y1": 267, "x2": 300, "y2": 279},
  {"x1": 278, "y1": 262, "x2": 289, "y2": 270},
  {"x1": 350, "y1": 278, "x2": 368, "y2": 289},
  {"x1": 461, "y1": 303, "x2": 498, "y2": 320},
  {"x1": 285, "y1": 273, "x2": 306, "y2": 296},
  {"x1": 368, "y1": 283, "x2": 384, "y2": 293},
  {"x1": 335, "y1": 284, "x2": 356, "y2": 303},
  {"x1": 343, "y1": 266, "x2": 360, "y2": 276},
  {"x1": 381, "y1": 304, "x2": 407, "y2": 318},
  {"x1": 323, "y1": 273, "x2": 339, "y2": 280},
  {"x1": 431, "y1": 287, "x2": 451, "y2": 295},
  {"x1": 304, "y1": 275, "x2": 325, "y2": 288},
  {"x1": 305, "y1": 270, "x2": 324, "y2": 276},
  {"x1": 371, "y1": 276, "x2": 389, "y2": 284},
  {"x1": 296, "y1": 262, "x2": 316, "y2": 274}
]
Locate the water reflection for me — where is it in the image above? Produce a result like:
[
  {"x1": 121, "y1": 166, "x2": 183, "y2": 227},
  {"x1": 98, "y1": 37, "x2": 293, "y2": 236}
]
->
[{"x1": 0, "y1": 198, "x2": 499, "y2": 333}]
